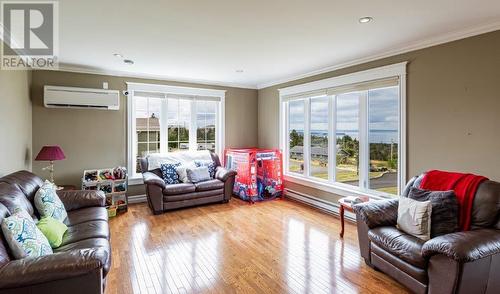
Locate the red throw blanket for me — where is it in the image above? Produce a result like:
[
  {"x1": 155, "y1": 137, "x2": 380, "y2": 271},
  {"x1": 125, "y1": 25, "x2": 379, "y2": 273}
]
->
[{"x1": 420, "y1": 170, "x2": 488, "y2": 231}]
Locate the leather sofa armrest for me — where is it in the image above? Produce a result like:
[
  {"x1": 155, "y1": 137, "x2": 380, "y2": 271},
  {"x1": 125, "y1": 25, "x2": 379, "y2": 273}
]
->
[
  {"x1": 0, "y1": 248, "x2": 107, "y2": 288},
  {"x1": 215, "y1": 166, "x2": 237, "y2": 182},
  {"x1": 143, "y1": 171, "x2": 166, "y2": 189},
  {"x1": 353, "y1": 199, "x2": 398, "y2": 229},
  {"x1": 422, "y1": 229, "x2": 500, "y2": 262},
  {"x1": 56, "y1": 190, "x2": 106, "y2": 211}
]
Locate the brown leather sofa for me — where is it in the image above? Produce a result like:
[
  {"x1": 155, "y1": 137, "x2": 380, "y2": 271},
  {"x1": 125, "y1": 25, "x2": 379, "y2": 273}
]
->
[
  {"x1": 354, "y1": 174, "x2": 500, "y2": 294},
  {"x1": 141, "y1": 152, "x2": 236, "y2": 214},
  {"x1": 0, "y1": 171, "x2": 111, "y2": 294}
]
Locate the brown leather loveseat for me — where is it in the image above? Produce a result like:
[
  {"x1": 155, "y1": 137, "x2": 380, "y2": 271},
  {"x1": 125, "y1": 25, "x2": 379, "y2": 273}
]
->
[
  {"x1": 354, "y1": 174, "x2": 500, "y2": 294},
  {"x1": 141, "y1": 151, "x2": 236, "y2": 214},
  {"x1": 0, "y1": 171, "x2": 111, "y2": 294}
]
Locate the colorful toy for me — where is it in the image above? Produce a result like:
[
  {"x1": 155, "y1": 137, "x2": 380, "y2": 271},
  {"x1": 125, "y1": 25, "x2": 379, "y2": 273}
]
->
[{"x1": 224, "y1": 148, "x2": 283, "y2": 203}]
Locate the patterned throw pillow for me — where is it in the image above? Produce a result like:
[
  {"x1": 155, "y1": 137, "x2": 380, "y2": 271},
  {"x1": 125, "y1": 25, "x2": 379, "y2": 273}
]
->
[
  {"x1": 195, "y1": 160, "x2": 216, "y2": 178},
  {"x1": 34, "y1": 181, "x2": 68, "y2": 222},
  {"x1": 1, "y1": 209, "x2": 53, "y2": 259},
  {"x1": 160, "y1": 162, "x2": 181, "y2": 185}
]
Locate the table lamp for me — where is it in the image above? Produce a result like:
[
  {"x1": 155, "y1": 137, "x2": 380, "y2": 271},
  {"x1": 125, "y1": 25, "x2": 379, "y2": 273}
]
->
[{"x1": 35, "y1": 145, "x2": 66, "y2": 183}]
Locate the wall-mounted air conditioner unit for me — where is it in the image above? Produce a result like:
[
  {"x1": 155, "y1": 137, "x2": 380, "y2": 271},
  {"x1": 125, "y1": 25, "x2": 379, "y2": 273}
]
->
[{"x1": 44, "y1": 85, "x2": 120, "y2": 110}]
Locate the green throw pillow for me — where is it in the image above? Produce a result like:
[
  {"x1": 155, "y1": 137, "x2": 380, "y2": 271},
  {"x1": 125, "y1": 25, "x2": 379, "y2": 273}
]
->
[{"x1": 36, "y1": 217, "x2": 68, "y2": 248}]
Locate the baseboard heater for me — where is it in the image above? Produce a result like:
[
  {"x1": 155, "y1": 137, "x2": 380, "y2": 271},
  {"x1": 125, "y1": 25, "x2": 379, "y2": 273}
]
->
[
  {"x1": 284, "y1": 188, "x2": 357, "y2": 222},
  {"x1": 128, "y1": 194, "x2": 147, "y2": 204}
]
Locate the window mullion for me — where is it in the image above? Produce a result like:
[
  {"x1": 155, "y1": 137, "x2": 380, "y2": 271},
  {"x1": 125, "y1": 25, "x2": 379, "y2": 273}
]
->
[
  {"x1": 359, "y1": 91, "x2": 369, "y2": 190},
  {"x1": 189, "y1": 99, "x2": 197, "y2": 151},
  {"x1": 328, "y1": 95, "x2": 336, "y2": 183},
  {"x1": 160, "y1": 98, "x2": 168, "y2": 153},
  {"x1": 304, "y1": 99, "x2": 311, "y2": 177},
  {"x1": 284, "y1": 102, "x2": 290, "y2": 173}
]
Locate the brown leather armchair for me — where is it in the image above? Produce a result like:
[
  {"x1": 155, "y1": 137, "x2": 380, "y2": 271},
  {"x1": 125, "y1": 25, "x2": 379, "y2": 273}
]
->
[
  {"x1": 141, "y1": 152, "x2": 236, "y2": 214},
  {"x1": 0, "y1": 171, "x2": 110, "y2": 294},
  {"x1": 354, "y1": 174, "x2": 500, "y2": 294}
]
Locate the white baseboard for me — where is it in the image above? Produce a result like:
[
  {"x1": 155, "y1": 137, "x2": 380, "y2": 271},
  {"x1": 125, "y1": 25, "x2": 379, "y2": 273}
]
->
[
  {"x1": 128, "y1": 194, "x2": 147, "y2": 204},
  {"x1": 285, "y1": 188, "x2": 356, "y2": 221}
]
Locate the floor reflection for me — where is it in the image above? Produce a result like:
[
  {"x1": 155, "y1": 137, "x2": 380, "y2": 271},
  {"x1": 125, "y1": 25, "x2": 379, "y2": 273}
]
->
[
  {"x1": 107, "y1": 200, "x2": 410, "y2": 294},
  {"x1": 130, "y1": 221, "x2": 220, "y2": 293},
  {"x1": 286, "y1": 217, "x2": 362, "y2": 293}
]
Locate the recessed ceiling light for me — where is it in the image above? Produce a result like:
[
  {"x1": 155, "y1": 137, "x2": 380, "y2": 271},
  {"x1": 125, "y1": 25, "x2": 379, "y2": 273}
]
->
[
  {"x1": 123, "y1": 59, "x2": 134, "y2": 65},
  {"x1": 113, "y1": 53, "x2": 123, "y2": 58},
  {"x1": 359, "y1": 16, "x2": 373, "y2": 24},
  {"x1": 235, "y1": 69, "x2": 244, "y2": 73}
]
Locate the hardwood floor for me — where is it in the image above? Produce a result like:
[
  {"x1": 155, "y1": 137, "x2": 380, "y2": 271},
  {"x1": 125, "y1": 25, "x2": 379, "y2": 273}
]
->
[{"x1": 106, "y1": 198, "x2": 409, "y2": 294}]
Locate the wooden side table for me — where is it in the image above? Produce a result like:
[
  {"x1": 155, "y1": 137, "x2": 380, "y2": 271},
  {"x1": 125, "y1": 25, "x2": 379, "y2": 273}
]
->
[
  {"x1": 338, "y1": 196, "x2": 369, "y2": 238},
  {"x1": 57, "y1": 185, "x2": 77, "y2": 191}
]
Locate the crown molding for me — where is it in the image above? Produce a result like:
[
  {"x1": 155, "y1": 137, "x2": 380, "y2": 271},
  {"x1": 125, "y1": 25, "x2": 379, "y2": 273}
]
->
[
  {"x1": 51, "y1": 64, "x2": 258, "y2": 90},
  {"x1": 256, "y1": 20, "x2": 500, "y2": 89}
]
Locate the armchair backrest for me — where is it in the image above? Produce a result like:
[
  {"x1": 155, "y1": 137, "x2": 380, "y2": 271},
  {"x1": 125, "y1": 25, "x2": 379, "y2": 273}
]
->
[{"x1": 404, "y1": 173, "x2": 500, "y2": 230}]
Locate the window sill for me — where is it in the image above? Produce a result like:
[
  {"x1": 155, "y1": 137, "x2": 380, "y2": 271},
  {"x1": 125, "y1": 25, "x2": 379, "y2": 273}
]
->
[{"x1": 284, "y1": 173, "x2": 393, "y2": 200}]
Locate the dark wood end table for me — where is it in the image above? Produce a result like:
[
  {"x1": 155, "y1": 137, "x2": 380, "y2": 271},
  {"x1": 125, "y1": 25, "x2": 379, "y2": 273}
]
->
[
  {"x1": 339, "y1": 196, "x2": 370, "y2": 238},
  {"x1": 57, "y1": 185, "x2": 77, "y2": 191}
]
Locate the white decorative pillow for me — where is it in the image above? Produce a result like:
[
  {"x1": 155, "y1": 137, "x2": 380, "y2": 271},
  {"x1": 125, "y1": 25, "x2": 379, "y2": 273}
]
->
[
  {"x1": 1, "y1": 209, "x2": 53, "y2": 259},
  {"x1": 187, "y1": 166, "x2": 211, "y2": 183},
  {"x1": 176, "y1": 162, "x2": 197, "y2": 183},
  {"x1": 34, "y1": 181, "x2": 68, "y2": 222},
  {"x1": 397, "y1": 197, "x2": 432, "y2": 241}
]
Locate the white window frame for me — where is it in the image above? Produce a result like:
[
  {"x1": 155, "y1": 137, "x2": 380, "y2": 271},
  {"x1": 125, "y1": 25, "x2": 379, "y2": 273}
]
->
[
  {"x1": 127, "y1": 82, "x2": 226, "y2": 184},
  {"x1": 279, "y1": 62, "x2": 407, "y2": 199}
]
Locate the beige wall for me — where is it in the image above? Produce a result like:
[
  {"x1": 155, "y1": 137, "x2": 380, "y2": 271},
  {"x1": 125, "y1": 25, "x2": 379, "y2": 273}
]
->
[
  {"x1": 0, "y1": 70, "x2": 32, "y2": 176},
  {"x1": 258, "y1": 30, "x2": 500, "y2": 203},
  {"x1": 31, "y1": 71, "x2": 258, "y2": 194}
]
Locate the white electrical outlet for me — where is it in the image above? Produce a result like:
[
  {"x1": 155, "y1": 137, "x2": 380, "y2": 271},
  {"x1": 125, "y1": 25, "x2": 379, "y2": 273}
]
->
[{"x1": 103, "y1": 82, "x2": 108, "y2": 89}]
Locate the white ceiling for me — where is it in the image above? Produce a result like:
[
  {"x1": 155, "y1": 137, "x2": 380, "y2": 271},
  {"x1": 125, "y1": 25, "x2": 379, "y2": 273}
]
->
[{"x1": 57, "y1": 0, "x2": 500, "y2": 89}]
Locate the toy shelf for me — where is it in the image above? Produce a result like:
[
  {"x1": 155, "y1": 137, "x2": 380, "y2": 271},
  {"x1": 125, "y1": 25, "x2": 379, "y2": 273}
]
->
[{"x1": 82, "y1": 167, "x2": 128, "y2": 216}]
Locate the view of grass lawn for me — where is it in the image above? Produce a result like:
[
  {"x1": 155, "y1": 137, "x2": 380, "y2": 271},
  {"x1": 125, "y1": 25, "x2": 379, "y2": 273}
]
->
[
  {"x1": 376, "y1": 186, "x2": 398, "y2": 195},
  {"x1": 289, "y1": 158, "x2": 398, "y2": 195}
]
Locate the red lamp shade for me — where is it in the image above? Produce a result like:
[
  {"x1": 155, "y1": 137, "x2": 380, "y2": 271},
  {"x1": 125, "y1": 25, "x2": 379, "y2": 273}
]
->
[{"x1": 35, "y1": 146, "x2": 66, "y2": 161}]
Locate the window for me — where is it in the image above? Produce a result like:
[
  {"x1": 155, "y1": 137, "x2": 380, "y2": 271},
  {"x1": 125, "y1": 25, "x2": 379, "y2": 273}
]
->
[
  {"x1": 196, "y1": 100, "x2": 217, "y2": 152},
  {"x1": 310, "y1": 96, "x2": 329, "y2": 179},
  {"x1": 279, "y1": 63, "x2": 406, "y2": 197},
  {"x1": 288, "y1": 100, "x2": 305, "y2": 174},
  {"x1": 167, "y1": 98, "x2": 191, "y2": 152},
  {"x1": 127, "y1": 83, "x2": 225, "y2": 181}
]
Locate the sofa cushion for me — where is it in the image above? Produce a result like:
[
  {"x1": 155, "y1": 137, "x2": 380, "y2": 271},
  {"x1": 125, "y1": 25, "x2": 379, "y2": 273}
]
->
[
  {"x1": 64, "y1": 207, "x2": 108, "y2": 226},
  {"x1": 195, "y1": 160, "x2": 216, "y2": 178},
  {"x1": 408, "y1": 187, "x2": 459, "y2": 237},
  {"x1": 0, "y1": 182, "x2": 36, "y2": 219},
  {"x1": 186, "y1": 166, "x2": 211, "y2": 183},
  {"x1": 397, "y1": 197, "x2": 432, "y2": 241},
  {"x1": 0, "y1": 203, "x2": 12, "y2": 268},
  {"x1": 164, "y1": 189, "x2": 223, "y2": 202},
  {"x1": 34, "y1": 181, "x2": 68, "y2": 222},
  {"x1": 368, "y1": 226, "x2": 427, "y2": 269},
  {"x1": 163, "y1": 183, "x2": 196, "y2": 195},
  {"x1": 160, "y1": 162, "x2": 181, "y2": 184},
  {"x1": 195, "y1": 179, "x2": 224, "y2": 192},
  {"x1": 36, "y1": 216, "x2": 68, "y2": 248},
  {"x1": 54, "y1": 238, "x2": 111, "y2": 276},
  {"x1": 60, "y1": 220, "x2": 109, "y2": 247},
  {"x1": 0, "y1": 171, "x2": 43, "y2": 202},
  {"x1": 1, "y1": 209, "x2": 53, "y2": 259}
]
